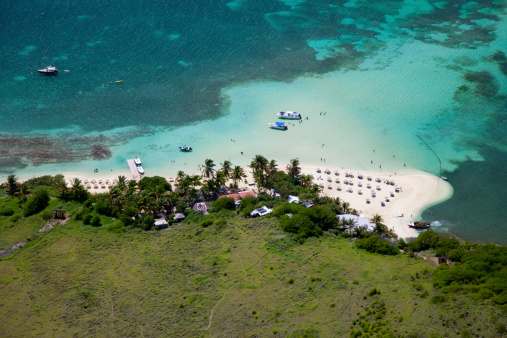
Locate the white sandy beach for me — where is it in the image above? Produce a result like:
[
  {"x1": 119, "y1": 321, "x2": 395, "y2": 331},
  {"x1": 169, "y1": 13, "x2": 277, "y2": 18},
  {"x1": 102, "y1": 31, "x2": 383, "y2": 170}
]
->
[{"x1": 299, "y1": 165, "x2": 453, "y2": 238}]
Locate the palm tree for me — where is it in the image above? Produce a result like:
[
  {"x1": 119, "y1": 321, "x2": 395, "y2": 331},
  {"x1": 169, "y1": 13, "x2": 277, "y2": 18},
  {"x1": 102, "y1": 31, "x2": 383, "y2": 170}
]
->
[
  {"x1": 268, "y1": 159, "x2": 278, "y2": 176},
  {"x1": 117, "y1": 175, "x2": 127, "y2": 191},
  {"x1": 299, "y1": 174, "x2": 313, "y2": 188},
  {"x1": 189, "y1": 175, "x2": 202, "y2": 189},
  {"x1": 54, "y1": 180, "x2": 69, "y2": 201},
  {"x1": 176, "y1": 170, "x2": 186, "y2": 182},
  {"x1": 250, "y1": 155, "x2": 268, "y2": 187},
  {"x1": 341, "y1": 201, "x2": 350, "y2": 214},
  {"x1": 250, "y1": 155, "x2": 268, "y2": 175},
  {"x1": 231, "y1": 166, "x2": 245, "y2": 186},
  {"x1": 371, "y1": 213, "x2": 383, "y2": 224},
  {"x1": 220, "y1": 160, "x2": 232, "y2": 180},
  {"x1": 6, "y1": 174, "x2": 19, "y2": 196},
  {"x1": 70, "y1": 178, "x2": 88, "y2": 202},
  {"x1": 287, "y1": 158, "x2": 301, "y2": 180},
  {"x1": 214, "y1": 171, "x2": 227, "y2": 191},
  {"x1": 202, "y1": 159, "x2": 216, "y2": 179}
]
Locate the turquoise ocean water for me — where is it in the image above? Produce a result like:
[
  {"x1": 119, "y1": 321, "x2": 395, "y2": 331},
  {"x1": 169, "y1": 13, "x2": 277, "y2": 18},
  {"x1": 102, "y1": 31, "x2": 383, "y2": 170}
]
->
[{"x1": 0, "y1": 0, "x2": 506, "y2": 244}]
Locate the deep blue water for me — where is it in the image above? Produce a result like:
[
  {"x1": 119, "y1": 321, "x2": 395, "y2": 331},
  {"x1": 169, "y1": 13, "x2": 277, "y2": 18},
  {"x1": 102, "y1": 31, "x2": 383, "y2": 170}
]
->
[{"x1": 0, "y1": 0, "x2": 506, "y2": 244}]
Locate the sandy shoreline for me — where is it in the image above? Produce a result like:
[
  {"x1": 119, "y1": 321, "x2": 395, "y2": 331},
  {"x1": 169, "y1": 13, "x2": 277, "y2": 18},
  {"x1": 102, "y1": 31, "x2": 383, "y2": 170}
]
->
[
  {"x1": 55, "y1": 162, "x2": 452, "y2": 239},
  {"x1": 299, "y1": 164, "x2": 453, "y2": 238}
]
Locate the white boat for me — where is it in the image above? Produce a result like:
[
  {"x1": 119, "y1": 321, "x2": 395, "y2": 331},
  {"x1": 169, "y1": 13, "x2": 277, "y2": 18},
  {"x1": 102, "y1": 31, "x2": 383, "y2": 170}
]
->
[
  {"x1": 137, "y1": 166, "x2": 144, "y2": 175},
  {"x1": 277, "y1": 111, "x2": 301, "y2": 119},
  {"x1": 268, "y1": 122, "x2": 288, "y2": 130},
  {"x1": 37, "y1": 66, "x2": 58, "y2": 73},
  {"x1": 134, "y1": 157, "x2": 142, "y2": 165},
  {"x1": 179, "y1": 146, "x2": 192, "y2": 152}
]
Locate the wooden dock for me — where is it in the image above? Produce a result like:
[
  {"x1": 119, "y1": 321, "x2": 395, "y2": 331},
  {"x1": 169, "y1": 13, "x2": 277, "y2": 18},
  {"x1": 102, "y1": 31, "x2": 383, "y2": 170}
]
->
[{"x1": 127, "y1": 159, "x2": 142, "y2": 181}]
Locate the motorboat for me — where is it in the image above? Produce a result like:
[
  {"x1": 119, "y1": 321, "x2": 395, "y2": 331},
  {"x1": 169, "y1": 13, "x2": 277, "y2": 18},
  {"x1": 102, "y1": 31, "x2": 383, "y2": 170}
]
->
[
  {"x1": 408, "y1": 221, "x2": 430, "y2": 229},
  {"x1": 268, "y1": 122, "x2": 288, "y2": 130},
  {"x1": 137, "y1": 166, "x2": 145, "y2": 175},
  {"x1": 37, "y1": 66, "x2": 58, "y2": 74},
  {"x1": 134, "y1": 157, "x2": 142, "y2": 165},
  {"x1": 179, "y1": 146, "x2": 192, "y2": 152},
  {"x1": 277, "y1": 111, "x2": 301, "y2": 119}
]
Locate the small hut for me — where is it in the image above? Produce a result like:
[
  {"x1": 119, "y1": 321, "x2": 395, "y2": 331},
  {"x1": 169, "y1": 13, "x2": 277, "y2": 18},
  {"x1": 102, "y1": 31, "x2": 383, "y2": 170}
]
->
[{"x1": 174, "y1": 213, "x2": 186, "y2": 222}]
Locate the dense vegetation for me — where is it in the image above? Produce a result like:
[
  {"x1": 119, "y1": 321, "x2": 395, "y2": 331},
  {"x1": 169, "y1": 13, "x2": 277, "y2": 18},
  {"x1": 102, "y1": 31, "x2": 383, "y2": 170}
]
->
[{"x1": 1, "y1": 158, "x2": 506, "y2": 336}]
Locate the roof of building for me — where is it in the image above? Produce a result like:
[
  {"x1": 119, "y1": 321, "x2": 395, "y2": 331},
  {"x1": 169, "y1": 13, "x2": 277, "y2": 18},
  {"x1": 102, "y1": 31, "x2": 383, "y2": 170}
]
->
[
  {"x1": 337, "y1": 214, "x2": 376, "y2": 231},
  {"x1": 219, "y1": 190, "x2": 257, "y2": 202},
  {"x1": 174, "y1": 213, "x2": 186, "y2": 220},
  {"x1": 287, "y1": 195, "x2": 299, "y2": 203},
  {"x1": 192, "y1": 202, "x2": 211, "y2": 212}
]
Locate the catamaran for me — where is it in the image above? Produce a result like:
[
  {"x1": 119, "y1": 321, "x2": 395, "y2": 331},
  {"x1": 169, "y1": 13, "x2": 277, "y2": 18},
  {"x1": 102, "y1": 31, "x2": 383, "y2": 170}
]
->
[
  {"x1": 278, "y1": 111, "x2": 301, "y2": 119},
  {"x1": 268, "y1": 122, "x2": 288, "y2": 130}
]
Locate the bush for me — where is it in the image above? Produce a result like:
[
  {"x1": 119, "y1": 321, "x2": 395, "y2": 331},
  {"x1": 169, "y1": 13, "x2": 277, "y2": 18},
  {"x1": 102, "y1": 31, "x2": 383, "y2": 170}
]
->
[
  {"x1": 211, "y1": 197, "x2": 236, "y2": 212},
  {"x1": 200, "y1": 218, "x2": 214, "y2": 228},
  {"x1": 430, "y1": 295, "x2": 447, "y2": 304},
  {"x1": 356, "y1": 236, "x2": 399, "y2": 255},
  {"x1": 82, "y1": 213, "x2": 92, "y2": 225},
  {"x1": 138, "y1": 176, "x2": 171, "y2": 192},
  {"x1": 23, "y1": 187, "x2": 50, "y2": 217},
  {"x1": 239, "y1": 196, "x2": 256, "y2": 210},
  {"x1": 90, "y1": 215, "x2": 102, "y2": 227},
  {"x1": 107, "y1": 220, "x2": 126, "y2": 233},
  {"x1": 94, "y1": 197, "x2": 113, "y2": 216},
  {"x1": 497, "y1": 323, "x2": 506, "y2": 335},
  {"x1": 72, "y1": 207, "x2": 90, "y2": 221},
  {"x1": 40, "y1": 210, "x2": 53, "y2": 221},
  {"x1": 0, "y1": 207, "x2": 14, "y2": 216}
]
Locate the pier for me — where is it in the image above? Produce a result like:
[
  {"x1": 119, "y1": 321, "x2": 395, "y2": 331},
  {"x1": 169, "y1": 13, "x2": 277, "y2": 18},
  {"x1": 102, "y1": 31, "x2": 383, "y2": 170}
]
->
[{"x1": 127, "y1": 159, "x2": 142, "y2": 181}]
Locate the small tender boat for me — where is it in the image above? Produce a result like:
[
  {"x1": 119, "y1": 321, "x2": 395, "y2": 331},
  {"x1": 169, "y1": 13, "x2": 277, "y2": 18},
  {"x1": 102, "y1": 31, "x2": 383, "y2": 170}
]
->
[
  {"x1": 179, "y1": 146, "x2": 192, "y2": 152},
  {"x1": 137, "y1": 166, "x2": 145, "y2": 175},
  {"x1": 134, "y1": 157, "x2": 142, "y2": 165},
  {"x1": 441, "y1": 176, "x2": 447, "y2": 180},
  {"x1": 37, "y1": 66, "x2": 58, "y2": 73},
  {"x1": 278, "y1": 111, "x2": 301, "y2": 119},
  {"x1": 268, "y1": 122, "x2": 288, "y2": 130},
  {"x1": 408, "y1": 221, "x2": 430, "y2": 229}
]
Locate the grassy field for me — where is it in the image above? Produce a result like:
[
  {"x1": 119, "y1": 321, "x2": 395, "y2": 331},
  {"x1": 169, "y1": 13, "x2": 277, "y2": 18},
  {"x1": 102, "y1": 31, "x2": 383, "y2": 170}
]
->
[{"x1": 0, "y1": 195, "x2": 505, "y2": 337}]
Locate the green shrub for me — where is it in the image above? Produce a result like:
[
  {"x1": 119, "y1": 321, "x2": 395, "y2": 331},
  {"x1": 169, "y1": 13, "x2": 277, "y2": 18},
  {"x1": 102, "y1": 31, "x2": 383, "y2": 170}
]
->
[
  {"x1": 214, "y1": 218, "x2": 227, "y2": 227},
  {"x1": 0, "y1": 207, "x2": 14, "y2": 216},
  {"x1": 82, "y1": 213, "x2": 92, "y2": 225},
  {"x1": 200, "y1": 218, "x2": 214, "y2": 228},
  {"x1": 239, "y1": 195, "x2": 256, "y2": 210},
  {"x1": 90, "y1": 215, "x2": 102, "y2": 227},
  {"x1": 23, "y1": 187, "x2": 50, "y2": 217},
  {"x1": 94, "y1": 197, "x2": 113, "y2": 216},
  {"x1": 10, "y1": 214, "x2": 21, "y2": 223},
  {"x1": 107, "y1": 220, "x2": 126, "y2": 233},
  {"x1": 40, "y1": 210, "x2": 53, "y2": 221},
  {"x1": 460, "y1": 328, "x2": 472, "y2": 337},
  {"x1": 211, "y1": 197, "x2": 236, "y2": 212},
  {"x1": 368, "y1": 288, "x2": 380, "y2": 296},
  {"x1": 497, "y1": 323, "x2": 506, "y2": 335},
  {"x1": 356, "y1": 236, "x2": 399, "y2": 255},
  {"x1": 430, "y1": 295, "x2": 447, "y2": 304}
]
